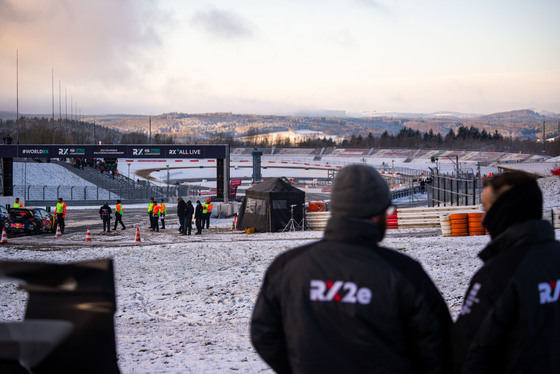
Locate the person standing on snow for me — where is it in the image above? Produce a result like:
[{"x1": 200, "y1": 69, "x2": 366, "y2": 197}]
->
[
  {"x1": 99, "y1": 202, "x2": 112, "y2": 232},
  {"x1": 159, "y1": 199, "x2": 167, "y2": 229},
  {"x1": 113, "y1": 200, "x2": 126, "y2": 230},
  {"x1": 251, "y1": 164, "x2": 452, "y2": 373},
  {"x1": 55, "y1": 198, "x2": 67, "y2": 234},
  {"x1": 147, "y1": 197, "x2": 155, "y2": 229},
  {"x1": 203, "y1": 198, "x2": 213, "y2": 229},
  {"x1": 453, "y1": 171, "x2": 560, "y2": 373},
  {"x1": 177, "y1": 196, "x2": 187, "y2": 234},
  {"x1": 194, "y1": 200, "x2": 203, "y2": 235},
  {"x1": 151, "y1": 201, "x2": 160, "y2": 232},
  {"x1": 184, "y1": 200, "x2": 194, "y2": 235}
]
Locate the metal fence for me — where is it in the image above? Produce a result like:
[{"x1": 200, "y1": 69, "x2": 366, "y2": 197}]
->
[
  {"x1": 427, "y1": 174, "x2": 482, "y2": 207},
  {"x1": 13, "y1": 184, "x2": 196, "y2": 202}
]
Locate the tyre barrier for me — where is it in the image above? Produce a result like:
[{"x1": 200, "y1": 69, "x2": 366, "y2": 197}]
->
[
  {"x1": 467, "y1": 212, "x2": 486, "y2": 236},
  {"x1": 449, "y1": 213, "x2": 469, "y2": 237},
  {"x1": 440, "y1": 214, "x2": 451, "y2": 237},
  {"x1": 387, "y1": 210, "x2": 399, "y2": 230}
]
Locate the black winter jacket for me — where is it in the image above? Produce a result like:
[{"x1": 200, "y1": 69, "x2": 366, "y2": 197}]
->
[
  {"x1": 251, "y1": 217, "x2": 452, "y2": 374},
  {"x1": 185, "y1": 203, "x2": 194, "y2": 220},
  {"x1": 177, "y1": 199, "x2": 187, "y2": 217},
  {"x1": 453, "y1": 219, "x2": 560, "y2": 374},
  {"x1": 194, "y1": 204, "x2": 203, "y2": 220},
  {"x1": 99, "y1": 204, "x2": 111, "y2": 218}
]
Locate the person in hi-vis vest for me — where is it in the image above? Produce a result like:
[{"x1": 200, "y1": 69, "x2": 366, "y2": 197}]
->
[
  {"x1": 151, "y1": 201, "x2": 160, "y2": 232},
  {"x1": 12, "y1": 197, "x2": 22, "y2": 208},
  {"x1": 159, "y1": 199, "x2": 167, "y2": 229},
  {"x1": 55, "y1": 198, "x2": 67, "y2": 234},
  {"x1": 114, "y1": 200, "x2": 126, "y2": 230}
]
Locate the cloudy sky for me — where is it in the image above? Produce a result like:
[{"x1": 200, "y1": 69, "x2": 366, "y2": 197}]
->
[{"x1": 0, "y1": 0, "x2": 559, "y2": 116}]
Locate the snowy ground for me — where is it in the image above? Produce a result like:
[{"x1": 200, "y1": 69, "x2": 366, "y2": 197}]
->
[{"x1": 2, "y1": 158, "x2": 560, "y2": 373}]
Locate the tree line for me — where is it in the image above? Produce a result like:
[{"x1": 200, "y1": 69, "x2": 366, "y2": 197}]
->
[
  {"x1": 0, "y1": 117, "x2": 174, "y2": 145},
  {"x1": 221, "y1": 124, "x2": 560, "y2": 156}
]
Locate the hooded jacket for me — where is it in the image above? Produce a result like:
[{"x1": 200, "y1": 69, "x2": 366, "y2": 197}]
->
[
  {"x1": 177, "y1": 199, "x2": 187, "y2": 217},
  {"x1": 453, "y1": 184, "x2": 560, "y2": 374},
  {"x1": 251, "y1": 216, "x2": 452, "y2": 374}
]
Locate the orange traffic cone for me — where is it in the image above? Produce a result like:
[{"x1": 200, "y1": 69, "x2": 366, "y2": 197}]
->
[
  {"x1": 135, "y1": 227, "x2": 141, "y2": 242},
  {"x1": 1, "y1": 228, "x2": 8, "y2": 244},
  {"x1": 55, "y1": 224, "x2": 62, "y2": 238},
  {"x1": 84, "y1": 227, "x2": 92, "y2": 242}
]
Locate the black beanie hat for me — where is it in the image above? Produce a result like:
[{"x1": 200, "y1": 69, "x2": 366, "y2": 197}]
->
[
  {"x1": 330, "y1": 164, "x2": 391, "y2": 218},
  {"x1": 483, "y1": 179, "x2": 542, "y2": 239}
]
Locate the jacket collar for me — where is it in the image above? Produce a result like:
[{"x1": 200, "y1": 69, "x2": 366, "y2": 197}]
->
[
  {"x1": 324, "y1": 216, "x2": 382, "y2": 247},
  {"x1": 479, "y1": 219, "x2": 555, "y2": 263}
]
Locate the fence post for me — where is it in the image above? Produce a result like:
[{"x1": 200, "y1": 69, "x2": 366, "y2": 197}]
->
[{"x1": 472, "y1": 178, "x2": 477, "y2": 206}]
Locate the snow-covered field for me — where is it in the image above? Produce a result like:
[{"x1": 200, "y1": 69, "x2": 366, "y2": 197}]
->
[{"x1": 2, "y1": 158, "x2": 560, "y2": 373}]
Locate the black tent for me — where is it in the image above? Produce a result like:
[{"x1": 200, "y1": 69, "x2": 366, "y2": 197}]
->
[{"x1": 237, "y1": 178, "x2": 305, "y2": 232}]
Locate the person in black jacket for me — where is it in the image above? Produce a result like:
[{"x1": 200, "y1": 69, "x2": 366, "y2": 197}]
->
[
  {"x1": 251, "y1": 164, "x2": 452, "y2": 374},
  {"x1": 453, "y1": 171, "x2": 560, "y2": 374},
  {"x1": 177, "y1": 196, "x2": 187, "y2": 234},
  {"x1": 99, "y1": 202, "x2": 112, "y2": 233},
  {"x1": 194, "y1": 200, "x2": 203, "y2": 235},
  {"x1": 184, "y1": 200, "x2": 194, "y2": 235}
]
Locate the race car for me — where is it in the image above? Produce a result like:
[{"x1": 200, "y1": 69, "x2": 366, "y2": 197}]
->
[
  {"x1": 8, "y1": 207, "x2": 56, "y2": 234},
  {"x1": 0, "y1": 205, "x2": 11, "y2": 231}
]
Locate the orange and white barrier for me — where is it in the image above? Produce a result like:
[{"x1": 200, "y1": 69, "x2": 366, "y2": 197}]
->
[{"x1": 55, "y1": 225, "x2": 62, "y2": 238}]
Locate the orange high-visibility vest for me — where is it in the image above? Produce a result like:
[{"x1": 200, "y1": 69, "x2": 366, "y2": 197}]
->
[
  {"x1": 116, "y1": 203, "x2": 123, "y2": 214},
  {"x1": 152, "y1": 204, "x2": 160, "y2": 216},
  {"x1": 207, "y1": 202, "x2": 213, "y2": 213}
]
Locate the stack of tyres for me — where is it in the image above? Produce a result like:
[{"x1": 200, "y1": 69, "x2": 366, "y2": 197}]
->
[
  {"x1": 387, "y1": 209, "x2": 398, "y2": 230},
  {"x1": 450, "y1": 213, "x2": 469, "y2": 237},
  {"x1": 467, "y1": 212, "x2": 486, "y2": 236},
  {"x1": 440, "y1": 214, "x2": 451, "y2": 237}
]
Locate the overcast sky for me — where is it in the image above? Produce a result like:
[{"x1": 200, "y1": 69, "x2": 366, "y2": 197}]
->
[{"x1": 1, "y1": 0, "x2": 559, "y2": 116}]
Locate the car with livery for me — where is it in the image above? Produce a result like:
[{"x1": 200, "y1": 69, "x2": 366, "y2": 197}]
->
[
  {"x1": 8, "y1": 207, "x2": 56, "y2": 234},
  {"x1": 0, "y1": 205, "x2": 11, "y2": 231}
]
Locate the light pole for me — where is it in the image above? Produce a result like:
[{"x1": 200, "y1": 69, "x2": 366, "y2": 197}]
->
[
  {"x1": 166, "y1": 165, "x2": 170, "y2": 198},
  {"x1": 127, "y1": 163, "x2": 131, "y2": 183}
]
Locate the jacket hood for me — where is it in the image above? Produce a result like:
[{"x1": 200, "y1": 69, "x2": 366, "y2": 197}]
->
[{"x1": 482, "y1": 181, "x2": 542, "y2": 239}]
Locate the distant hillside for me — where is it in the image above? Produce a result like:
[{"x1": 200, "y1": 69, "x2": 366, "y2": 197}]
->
[{"x1": 41, "y1": 108, "x2": 560, "y2": 142}]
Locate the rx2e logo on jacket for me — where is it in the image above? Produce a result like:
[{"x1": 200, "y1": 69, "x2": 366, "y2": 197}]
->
[
  {"x1": 310, "y1": 280, "x2": 372, "y2": 304},
  {"x1": 539, "y1": 279, "x2": 560, "y2": 304}
]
